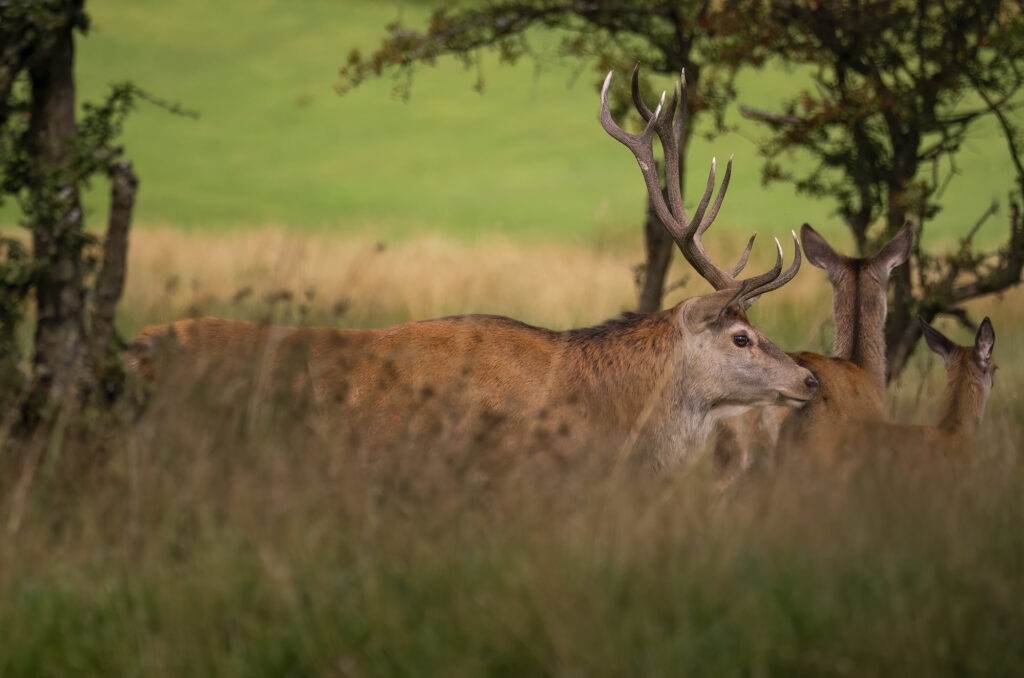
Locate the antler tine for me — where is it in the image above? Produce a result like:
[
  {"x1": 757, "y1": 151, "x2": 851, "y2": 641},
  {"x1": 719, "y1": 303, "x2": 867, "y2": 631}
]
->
[
  {"x1": 730, "y1": 234, "x2": 756, "y2": 277},
  {"x1": 629, "y1": 62, "x2": 655, "y2": 121},
  {"x1": 673, "y1": 69, "x2": 687, "y2": 142},
  {"x1": 600, "y1": 71, "x2": 682, "y2": 239},
  {"x1": 683, "y1": 156, "x2": 739, "y2": 287},
  {"x1": 689, "y1": 157, "x2": 718, "y2": 236},
  {"x1": 696, "y1": 155, "x2": 733, "y2": 238},
  {"x1": 633, "y1": 66, "x2": 687, "y2": 233},
  {"x1": 603, "y1": 66, "x2": 760, "y2": 294},
  {"x1": 674, "y1": 157, "x2": 740, "y2": 290},
  {"x1": 740, "y1": 237, "x2": 784, "y2": 294},
  {"x1": 630, "y1": 63, "x2": 681, "y2": 131},
  {"x1": 637, "y1": 65, "x2": 736, "y2": 290},
  {"x1": 738, "y1": 231, "x2": 803, "y2": 304}
]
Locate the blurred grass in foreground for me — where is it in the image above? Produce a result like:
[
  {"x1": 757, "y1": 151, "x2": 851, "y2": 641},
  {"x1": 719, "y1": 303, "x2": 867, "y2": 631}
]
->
[{"x1": 1, "y1": 230, "x2": 1022, "y2": 676}]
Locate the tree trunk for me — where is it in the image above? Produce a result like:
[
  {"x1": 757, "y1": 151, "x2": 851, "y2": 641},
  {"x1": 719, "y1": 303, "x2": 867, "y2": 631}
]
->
[
  {"x1": 884, "y1": 260, "x2": 919, "y2": 381},
  {"x1": 26, "y1": 15, "x2": 87, "y2": 404},
  {"x1": 637, "y1": 192, "x2": 676, "y2": 313},
  {"x1": 90, "y1": 160, "x2": 138, "y2": 368},
  {"x1": 883, "y1": 160, "x2": 918, "y2": 381}
]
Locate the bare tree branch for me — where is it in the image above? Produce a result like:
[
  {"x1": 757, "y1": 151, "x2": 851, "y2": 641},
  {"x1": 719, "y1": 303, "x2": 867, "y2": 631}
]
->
[
  {"x1": 89, "y1": 157, "x2": 137, "y2": 368},
  {"x1": 737, "y1": 105, "x2": 805, "y2": 127}
]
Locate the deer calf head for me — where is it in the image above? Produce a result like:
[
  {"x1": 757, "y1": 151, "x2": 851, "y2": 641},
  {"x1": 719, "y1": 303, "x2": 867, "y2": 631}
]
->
[{"x1": 920, "y1": 315, "x2": 996, "y2": 434}]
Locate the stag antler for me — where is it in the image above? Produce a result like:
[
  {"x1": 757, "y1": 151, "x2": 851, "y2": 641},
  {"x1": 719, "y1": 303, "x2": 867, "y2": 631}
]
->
[{"x1": 600, "y1": 65, "x2": 800, "y2": 305}]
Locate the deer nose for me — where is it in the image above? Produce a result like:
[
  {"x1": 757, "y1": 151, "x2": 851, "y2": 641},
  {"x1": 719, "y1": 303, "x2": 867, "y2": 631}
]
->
[{"x1": 804, "y1": 374, "x2": 820, "y2": 391}]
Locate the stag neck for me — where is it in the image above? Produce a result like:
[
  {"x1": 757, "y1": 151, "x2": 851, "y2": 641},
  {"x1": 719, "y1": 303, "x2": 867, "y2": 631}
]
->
[
  {"x1": 558, "y1": 308, "x2": 713, "y2": 455},
  {"x1": 561, "y1": 310, "x2": 677, "y2": 414}
]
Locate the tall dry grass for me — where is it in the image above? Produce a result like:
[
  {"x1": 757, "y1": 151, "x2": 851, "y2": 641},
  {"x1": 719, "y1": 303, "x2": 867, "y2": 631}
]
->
[
  {"x1": 1, "y1": 228, "x2": 1022, "y2": 676},
  {"x1": 119, "y1": 228, "x2": 643, "y2": 333}
]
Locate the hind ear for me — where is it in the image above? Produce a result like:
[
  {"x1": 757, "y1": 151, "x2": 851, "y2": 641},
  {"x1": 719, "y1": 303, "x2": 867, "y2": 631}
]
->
[
  {"x1": 872, "y1": 221, "x2": 914, "y2": 277},
  {"x1": 919, "y1": 315, "x2": 955, "y2": 362},
  {"x1": 974, "y1": 316, "x2": 995, "y2": 368},
  {"x1": 800, "y1": 223, "x2": 842, "y2": 274}
]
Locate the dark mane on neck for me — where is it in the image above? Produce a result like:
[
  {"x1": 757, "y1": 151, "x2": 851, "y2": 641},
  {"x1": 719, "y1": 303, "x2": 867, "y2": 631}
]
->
[
  {"x1": 563, "y1": 311, "x2": 668, "y2": 344},
  {"x1": 561, "y1": 309, "x2": 679, "y2": 374},
  {"x1": 558, "y1": 309, "x2": 679, "y2": 428}
]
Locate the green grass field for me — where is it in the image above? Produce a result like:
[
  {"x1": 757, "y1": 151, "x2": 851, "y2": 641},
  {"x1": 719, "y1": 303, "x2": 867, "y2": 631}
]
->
[{"x1": 2, "y1": 0, "x2": 1017, "y2": 249}]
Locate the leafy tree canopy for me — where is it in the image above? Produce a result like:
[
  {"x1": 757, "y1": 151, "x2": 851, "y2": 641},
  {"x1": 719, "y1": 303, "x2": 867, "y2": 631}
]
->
[{"x1": 342, "y1": 0, "x2": 1024, "y2": 378}]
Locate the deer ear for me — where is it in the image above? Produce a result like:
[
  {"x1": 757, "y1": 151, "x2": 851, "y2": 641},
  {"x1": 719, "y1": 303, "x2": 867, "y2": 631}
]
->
[
  {"x1": 919, "y1": 315, "x2": 955, "y2": 361},
  {"x1": 683, "y1": 288, "x2": 744, "y2": 331},
  {"x1": 800, "y1": 223, "x2": 842, "y2": 274},
  {"x1": 973, "y1": 317, "x2": 995, "y2": 368},
  {"x1": 871, "y1": 221, "x2": 913, "y2": 276}
]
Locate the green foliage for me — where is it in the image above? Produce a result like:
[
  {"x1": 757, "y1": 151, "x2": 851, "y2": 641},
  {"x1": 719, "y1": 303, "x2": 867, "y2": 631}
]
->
[
  {"x1": 0, "y1": 235, "x2": 30, "y2": 399},
  {"x1": 745, "y1": 0, "x2": 1024, "y2": 248},
  {"x1": 5, "y1": 82, "x2": 135, "y2": 230},
  {"x1": 337, "y1": 0, "x2": 749, "y2": 130},
  {"x1": 75, "y1": 83, "x2": 136, "y2": 178},
  {"x1": 0, "y1": 75, "x2": 30, "y2": 201},
  {"x1": 0, "y1": 0, "x2": 88, "y2": 44}
]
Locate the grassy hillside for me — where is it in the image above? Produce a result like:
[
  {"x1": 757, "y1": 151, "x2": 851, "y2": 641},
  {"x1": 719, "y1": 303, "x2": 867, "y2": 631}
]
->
[{"x1": 1, "y1": 0, "x2": 1017, "y2": 248}]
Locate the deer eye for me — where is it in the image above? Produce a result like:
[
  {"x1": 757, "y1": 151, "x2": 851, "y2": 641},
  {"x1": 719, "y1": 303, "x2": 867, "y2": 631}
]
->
[{"x1": 732, "y1": 333, "x2": 750, "y2": 348}]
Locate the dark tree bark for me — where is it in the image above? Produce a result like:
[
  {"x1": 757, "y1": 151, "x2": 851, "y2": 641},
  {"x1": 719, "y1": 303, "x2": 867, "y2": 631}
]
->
[
  {"x1": 882, "y1": 140, "x2": 919, "y2": 379},
  {"x1": 637, "y1": 196, "x2": 676, "y2": 312},
  {"x1": 90, "y1": 159, "x2": 138, "y2": 368},
  {"x1": 25, "y1": 12, "x2": 88, "y2": 403}
]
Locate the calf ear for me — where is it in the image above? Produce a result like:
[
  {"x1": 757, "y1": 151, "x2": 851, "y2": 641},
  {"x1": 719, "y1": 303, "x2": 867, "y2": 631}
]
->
[
  {"x1": 871, "y1": 221, "x2": 914, "y2": 277},
  {"x1": 800, "y1": 224, "x2": 843, "y2": 275},
  {"x1": 973, "y1": 317, "x2": 995, "y2": 368},
  {"x1": 919, "y1": 316, "x2": 955, "y2": 362}
]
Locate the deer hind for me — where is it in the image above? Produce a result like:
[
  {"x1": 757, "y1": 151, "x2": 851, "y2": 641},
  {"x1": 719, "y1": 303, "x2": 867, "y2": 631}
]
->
[
  {"x1": 801, "y1": 222, "x2": 914, "y2": 390},
  {"x1": 919, "y1": 316, "x2": 996, "y2": 439},
  {"x1": 715, "y1": 223, "x2": 913, "y2": 475},
  {"x1": 837, "y1": 316, "x2": 996, "y2": 459},
  {"x1": 129, "y1": 66, "x2": 817, "y2": 469},
  {"x1": 773, "y1": 223, "x2": 914, "y2": 459}
]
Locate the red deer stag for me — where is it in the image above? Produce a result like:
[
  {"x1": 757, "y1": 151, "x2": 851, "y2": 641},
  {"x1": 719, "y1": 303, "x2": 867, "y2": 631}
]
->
[{"x1": 130, "y1": 68, "x2": 818, "y2": 469}]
